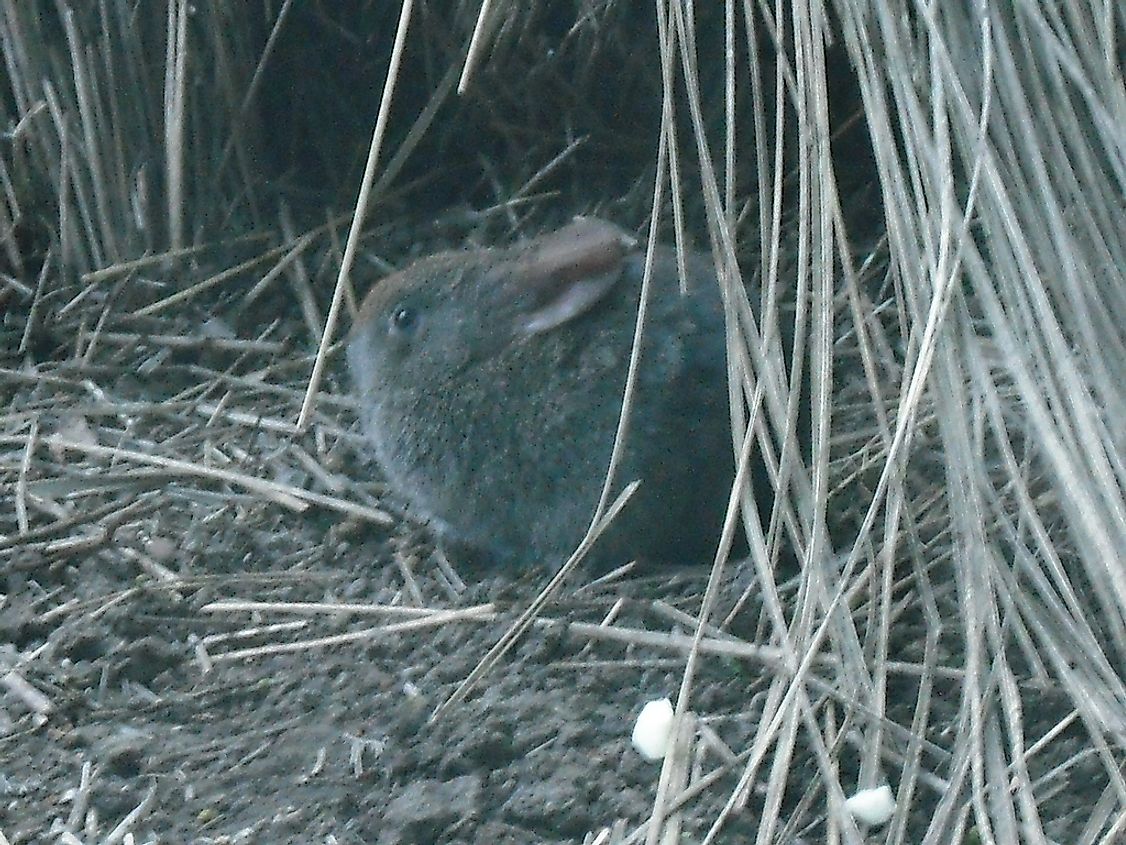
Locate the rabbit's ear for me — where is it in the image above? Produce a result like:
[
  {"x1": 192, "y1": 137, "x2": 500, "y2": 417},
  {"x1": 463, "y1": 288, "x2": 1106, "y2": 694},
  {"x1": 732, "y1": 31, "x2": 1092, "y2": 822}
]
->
[{"x1": 513, "y1": 218, "x2": 636, "y2": 335}]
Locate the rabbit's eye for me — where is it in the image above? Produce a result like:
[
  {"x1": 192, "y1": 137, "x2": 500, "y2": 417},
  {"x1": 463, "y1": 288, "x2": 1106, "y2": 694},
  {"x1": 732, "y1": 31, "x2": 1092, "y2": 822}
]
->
[{"x1": 389, "y1": 304, "x2": 417, "y2": 334}]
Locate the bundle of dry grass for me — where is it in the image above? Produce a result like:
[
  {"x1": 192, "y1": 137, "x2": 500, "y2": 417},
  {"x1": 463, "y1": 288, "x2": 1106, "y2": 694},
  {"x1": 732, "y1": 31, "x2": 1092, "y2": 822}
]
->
[{"x1": 1, "y1": 1, "x2": 1122, "y2": 843}]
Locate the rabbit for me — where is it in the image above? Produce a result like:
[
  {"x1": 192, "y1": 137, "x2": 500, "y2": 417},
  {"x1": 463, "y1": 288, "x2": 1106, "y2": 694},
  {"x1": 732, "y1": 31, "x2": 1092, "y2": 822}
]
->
[{"x1": 347, "y1": 217, "x2": 751, "y2": 570}]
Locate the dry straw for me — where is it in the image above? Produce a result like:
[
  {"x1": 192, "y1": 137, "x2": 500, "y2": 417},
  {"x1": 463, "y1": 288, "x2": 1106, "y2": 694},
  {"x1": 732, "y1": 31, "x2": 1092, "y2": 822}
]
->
[{"x1": 1, "y1": 1, "x2": 1122, "y2": 843}]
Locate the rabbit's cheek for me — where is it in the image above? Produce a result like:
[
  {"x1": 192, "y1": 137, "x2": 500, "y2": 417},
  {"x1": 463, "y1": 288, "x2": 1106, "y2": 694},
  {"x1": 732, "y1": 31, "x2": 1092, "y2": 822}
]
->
[{"x1": 346, "y1": 331, "x2": 382, "y2": 396}]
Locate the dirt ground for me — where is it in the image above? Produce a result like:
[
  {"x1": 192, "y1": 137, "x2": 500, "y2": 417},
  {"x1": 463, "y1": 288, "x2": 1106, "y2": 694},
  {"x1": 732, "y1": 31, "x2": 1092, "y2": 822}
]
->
[
  {"x1": 1, "y1": 442, "x2": 1103, "y2": 844},
  {"x1": 0, "y1": 256, "x2": 1106, "y2": 845},
  {"x1": 0, "y1": 309, "x2": 798, "y2": 844},
  {"x1": 0, "y1": 467, "x2": 791, "y2": 842}
]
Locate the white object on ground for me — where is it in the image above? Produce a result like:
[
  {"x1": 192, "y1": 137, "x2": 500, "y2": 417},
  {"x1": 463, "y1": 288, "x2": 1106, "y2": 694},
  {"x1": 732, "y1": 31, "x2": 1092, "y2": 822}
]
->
[
  {"x1": 631, "y1": 698, "x2": 674, "y2": 761},
  {"x1": 844, "y1": 785, "x2": 896, "y2": 825}
]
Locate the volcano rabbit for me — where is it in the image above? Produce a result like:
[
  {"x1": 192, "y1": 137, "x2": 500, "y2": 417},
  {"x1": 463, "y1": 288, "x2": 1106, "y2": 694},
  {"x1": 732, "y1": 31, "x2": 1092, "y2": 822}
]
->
[{"x1": 348, "y1": 217, "x2": 749, "y2": 569}]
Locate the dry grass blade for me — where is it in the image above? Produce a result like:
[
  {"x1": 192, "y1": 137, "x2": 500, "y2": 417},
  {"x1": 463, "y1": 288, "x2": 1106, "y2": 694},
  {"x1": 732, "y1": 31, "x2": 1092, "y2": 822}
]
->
[
  {"x1": 202, "y1": 599, "x2": 493, "y2": 618},
  {"x1": 206, "y1": 605, "x2": 495, "y2": 664},
  {"x1": 430, "y1": 481, "x2": 640, "y2": 722},
  {"x1": 78, "y1": 233, "x2": 269, "y2": 285},
  {"x1": 457, "y1": 0, "x2": 499, "y2": 94},
  {"x1": 1, "y1": 0, "x2": 1122, "y2": 841},
  {"x1": 298, "y1": 0, "x2": 415, "y2": 431}
]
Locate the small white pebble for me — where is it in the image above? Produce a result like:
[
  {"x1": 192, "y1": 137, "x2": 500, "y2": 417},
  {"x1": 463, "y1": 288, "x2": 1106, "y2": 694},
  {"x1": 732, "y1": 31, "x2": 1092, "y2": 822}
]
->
[
  {"x1": 844, "y1": 785, "x2": 896, "y2": 825},
  {"x1": 631, "y1": 698, "x2": 674, "y2": 761}
]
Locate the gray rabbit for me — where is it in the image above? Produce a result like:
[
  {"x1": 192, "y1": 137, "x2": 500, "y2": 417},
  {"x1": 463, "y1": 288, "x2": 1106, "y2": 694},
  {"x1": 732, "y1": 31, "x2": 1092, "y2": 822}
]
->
[{"x1": 347, "y1": 217, "x2": 746, "y2": 569}]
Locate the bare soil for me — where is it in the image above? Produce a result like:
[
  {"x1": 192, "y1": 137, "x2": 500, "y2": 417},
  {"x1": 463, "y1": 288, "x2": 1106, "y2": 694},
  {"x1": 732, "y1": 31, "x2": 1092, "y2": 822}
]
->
[
  {"x1": 0, "y1": 264, "x2": 1101, "y2": 845},
  {"x1": 2, "y1": 491, "x2": 790, "y2": 843}
]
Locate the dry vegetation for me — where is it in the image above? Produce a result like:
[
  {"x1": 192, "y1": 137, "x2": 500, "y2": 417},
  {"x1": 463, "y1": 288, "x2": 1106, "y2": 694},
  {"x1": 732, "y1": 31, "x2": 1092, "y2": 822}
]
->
[{"x1": 1, "y1": 1, "x2": 1123, "y2": 843}]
